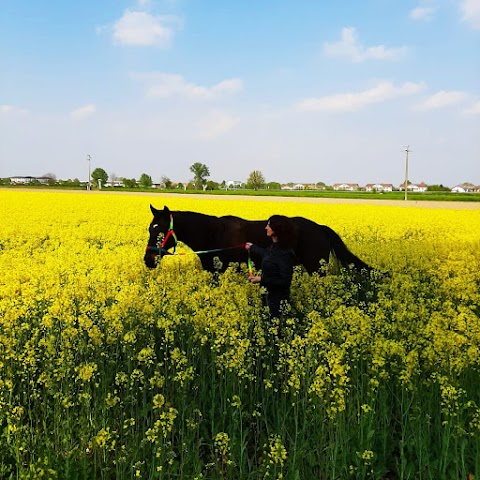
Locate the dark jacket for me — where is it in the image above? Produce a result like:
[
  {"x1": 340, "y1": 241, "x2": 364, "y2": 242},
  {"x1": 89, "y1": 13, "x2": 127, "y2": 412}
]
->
[{"x1": 250, "y1": 243, "x2": 295, "y2": 297}]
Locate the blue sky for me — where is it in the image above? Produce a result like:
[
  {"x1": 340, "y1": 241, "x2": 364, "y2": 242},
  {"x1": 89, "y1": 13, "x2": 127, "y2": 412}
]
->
[{"x1": 1, "y1": 0, "x2": 479, "y2": 186}]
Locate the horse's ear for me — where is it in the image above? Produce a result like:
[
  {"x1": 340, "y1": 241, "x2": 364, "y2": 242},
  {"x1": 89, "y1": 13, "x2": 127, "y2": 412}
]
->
[
  {"x1": 163, "y1": 206, "x2": 170, "y2": 214},
  {"x1": 150, "y1": 204, "x2": 158, "y2": 215}
]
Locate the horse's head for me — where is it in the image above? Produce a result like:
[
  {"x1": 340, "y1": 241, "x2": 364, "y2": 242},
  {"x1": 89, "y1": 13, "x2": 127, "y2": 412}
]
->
[{"x1": 144, "y1": 205, "x2": 176, "y2": 269}]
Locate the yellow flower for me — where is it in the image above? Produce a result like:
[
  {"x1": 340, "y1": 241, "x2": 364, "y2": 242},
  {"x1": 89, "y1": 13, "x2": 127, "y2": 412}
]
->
[{"x1": 77, "y1": 363, "x2": 97, "y2": 382}]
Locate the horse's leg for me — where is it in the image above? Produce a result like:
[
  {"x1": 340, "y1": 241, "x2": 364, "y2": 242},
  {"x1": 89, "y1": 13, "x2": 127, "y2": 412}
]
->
[
  {"x1": 299, "y1": 254, "x2": 328, "y2": 275},
  {"x1": 199, "y1": 253, "x2": 231, "y2": 273},
  {"x1": 199, "y1": 254, "x2": 215, "y2": 273}
]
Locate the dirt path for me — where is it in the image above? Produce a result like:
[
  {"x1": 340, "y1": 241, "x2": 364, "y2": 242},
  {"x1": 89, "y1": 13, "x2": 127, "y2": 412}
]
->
[
  {"x1": 3, "y1": 188, "x2": 480, "y2": 209},
  {"x1": 153, "y1": 193, "x2": 480, "y2": 210}
]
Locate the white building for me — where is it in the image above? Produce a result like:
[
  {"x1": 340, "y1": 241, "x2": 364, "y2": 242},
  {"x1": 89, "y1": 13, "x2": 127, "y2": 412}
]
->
[
  {"x1": 333, "y1": 183, "x2": 360, "y2": 191},
  {"x1": 452, "y1": 183, "x2": 477, "y2": 193},
  {"x1": 9, "y1": 176, "x2": 53, "y2": 185},
  {"x1": 399, "y1": 182, "x2": 428, "y2": 192},
  {"x1": 365, "y1": 183, "x2": 394, "y2": 192},
  {"x1": 226, "y1": 180, "x2": 244, "y2": 189}
]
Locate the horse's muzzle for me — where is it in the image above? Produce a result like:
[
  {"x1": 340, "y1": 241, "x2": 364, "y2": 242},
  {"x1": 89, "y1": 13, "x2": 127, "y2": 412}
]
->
[{"x1": 144, "y1": 251, "x2": 158, "y2": 269}]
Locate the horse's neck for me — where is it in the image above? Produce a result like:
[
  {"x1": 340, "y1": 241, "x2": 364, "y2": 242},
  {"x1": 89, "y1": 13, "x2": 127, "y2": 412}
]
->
[{"x1": 174, "y1": 211, "x2": 213, "y2": 249}]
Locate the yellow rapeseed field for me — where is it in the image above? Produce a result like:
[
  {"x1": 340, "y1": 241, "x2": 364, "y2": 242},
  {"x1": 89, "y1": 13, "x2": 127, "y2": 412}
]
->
[{"x1": 0, "y1": 189, "x2": 479, "y2": 479}]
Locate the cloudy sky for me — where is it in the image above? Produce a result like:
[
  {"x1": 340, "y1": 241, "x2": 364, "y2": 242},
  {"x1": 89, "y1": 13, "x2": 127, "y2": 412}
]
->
[{"x1": 1, "y1": 0, "x2": 479, "y2": 186}]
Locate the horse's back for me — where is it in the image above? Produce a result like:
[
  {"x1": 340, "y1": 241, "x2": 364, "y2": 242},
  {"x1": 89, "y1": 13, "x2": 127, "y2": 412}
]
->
[
  {"x1": 291, "y1": 216, "x2": 333, "y2": 273},
  {"x1": 219, "y1": 214, "x2": 332, "y2": 273},
  {"x1": 217, "y1": 215, "x2": 267, "y2": 246}
]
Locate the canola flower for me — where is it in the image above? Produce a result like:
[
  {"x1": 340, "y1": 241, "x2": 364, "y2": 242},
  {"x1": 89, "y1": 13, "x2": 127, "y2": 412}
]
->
[{"x1": 0, "y1": 189, "x2": 479, "y2": 479}]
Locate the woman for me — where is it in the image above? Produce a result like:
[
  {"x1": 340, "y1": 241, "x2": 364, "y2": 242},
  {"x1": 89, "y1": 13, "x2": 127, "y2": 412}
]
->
[{"x1": 245, "y1": 215, "x2": 296, "y2": 318}]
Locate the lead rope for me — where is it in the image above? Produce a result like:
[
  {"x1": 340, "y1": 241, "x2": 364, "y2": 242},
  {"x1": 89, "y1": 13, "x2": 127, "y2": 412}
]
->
[
  {"x1": 147, "y1": 213, "x2": 254, "y2": 278},
  {"x1": 173, "y1": 244, "x2": 254, "y2": 279},
  {"x1": 148, "y1": 243, "x2": 254, "y2": 279},
  {"x1": 247, "y1": 250, "x2": 253, "y2": 279}
]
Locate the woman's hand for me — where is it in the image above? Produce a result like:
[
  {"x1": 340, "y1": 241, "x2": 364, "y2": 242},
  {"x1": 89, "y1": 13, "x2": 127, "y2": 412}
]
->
[
  {"x1": 249, "y1": 275, "x2": 261, "y2": 284},
  {"x1": 245, "y1": 242, "x2": 253, "y2": 251}
]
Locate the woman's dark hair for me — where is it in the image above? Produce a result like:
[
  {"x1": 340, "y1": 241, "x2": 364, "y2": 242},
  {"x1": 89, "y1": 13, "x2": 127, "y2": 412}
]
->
[{"x1": 268, "y1": 215, "x2": 296, "y2": 248}]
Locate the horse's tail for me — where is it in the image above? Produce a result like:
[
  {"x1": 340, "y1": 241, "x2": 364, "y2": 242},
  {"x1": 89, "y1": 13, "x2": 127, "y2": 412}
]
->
[{"x1": 324, "y1": 226, "x2": 372, "y2": 273}]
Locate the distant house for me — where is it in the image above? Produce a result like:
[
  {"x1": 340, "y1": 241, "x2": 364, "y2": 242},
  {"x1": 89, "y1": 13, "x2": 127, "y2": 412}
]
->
[
  {"x1": 399, "y1": 182, "x2": 428, "y2": 192},
  {"x1": 365, "y1": 183, "x2": 394, "y2": 192},
  {"x1": 452, "y1": 183, "x2": 479, "y2": 193},
  {"x1": 105, "y1": 180, "x2": 125, "y2": 187},
  {"x1": 226, "y1": 180, "x2": 243, "y2": 189},
  {"x1": 296, "y1": 183, "x2": 316, "y2": 190},
  {"x1": 9, "y1": 175, "x2": 53, "y2": 185},
  {"x1": 333, "y1": 183, "x2": 360, "y2": 191},
  {"x1": 413, "y1": 182, "x2": 428, "y2": 192},
  {"x1": 280, "y1": 183, "x2": 308, "y2": 190}
]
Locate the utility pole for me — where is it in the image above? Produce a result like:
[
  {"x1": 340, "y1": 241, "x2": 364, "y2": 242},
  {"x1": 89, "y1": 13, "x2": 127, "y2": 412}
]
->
[
  {"x1": 403, "y1": 146, "x2": 410, "y2": 201},
  {"x1": 87, "y1": 154, "x2": 91, "y2": 191}
]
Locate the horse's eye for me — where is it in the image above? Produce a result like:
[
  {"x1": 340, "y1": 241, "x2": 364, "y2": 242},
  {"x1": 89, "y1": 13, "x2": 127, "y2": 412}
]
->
[{"x1": 152, "y1": 224, "x2": 158, "y2": 229}]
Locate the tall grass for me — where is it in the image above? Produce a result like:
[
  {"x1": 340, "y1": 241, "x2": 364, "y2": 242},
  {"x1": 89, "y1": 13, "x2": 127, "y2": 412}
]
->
[{"x1": 0, "y1": 190, "x2": 479, "y2": 479}]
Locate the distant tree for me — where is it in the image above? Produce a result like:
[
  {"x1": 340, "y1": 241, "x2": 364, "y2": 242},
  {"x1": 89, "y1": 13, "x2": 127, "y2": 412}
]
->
[
  {"x1": 160, "y1": 175, "x2": 172, "y2": 189},
  {"x1": 43, "y1": 173, "x2": 57, "y2": 185},
  {"x1": 220, "y1": 180, "x2": 226, "y2": 190},
  {"x1": 205, "y1": 180, "x2": 219, "y2": 191},
  {"x1": 91, "y1": 168, "x2": 108, "y2": 188},
  {"x1": 109, "y1": 172, "x2": 119, "y2": 185},
  {"x1": 246, "y1": 170, "x2": 266, "y2": 190},
  {"x1": 177, "y1": 182, "x2": 185, "y2": 190},
  {"x1": 139, "y1": 173, "x2": 153, "y2": 188},
  {"x1": 426, "y1": 184, "x2": 451, "y2": 192},
  {"x1": 58, "y1": 178, "x2": 81, "y2": 187},
  {"x1": 316, "y1": 182, "x2": 326, "y2": 189},
  {"x1": 189, "y1": 162, "x2": 210, "y2": 190},
  {"x1": 266, "y1": 181, "x2": 281, "y2": 190},
  {"x1": 121, "y1": 177, "x2": 137, "y2": 188}
]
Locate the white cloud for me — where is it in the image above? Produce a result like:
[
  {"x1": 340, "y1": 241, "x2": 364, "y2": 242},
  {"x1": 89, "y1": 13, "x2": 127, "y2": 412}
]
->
[
  {"x1": 0, "y1": 104, "x2": 28, "y2": 115},
  {"x1": 70, "y1": 104, "x2": 96, "y2": 120},
  {"x1": 410, "y1": 6, "x2": 436, "y2": 21},
  {"x1": 133, "y1": 73, "x2": 243, "y2": 100},
  {"x1": 211, "y1": 79, "x2": 244, "y2": 96},
  {"x1": 296, "y1": 81, "x2": 425, "y2": 112},
  {"x1": 323, "y1": 27, "x2": 408, "y2": 63},
  {"x1": 460, "y1": 0, "x2": 480, "y2": 29},
  {"x1": 463, "y1": 100, "x2": 480, "y2": 114},
  {"x1": 194, "y1": 110, "x2": 240, "y2": 140},
  {"x1": 112, "y1": 10, "x2": 179, "y2": 47},
  {"x1": 415, "y1": 90, "x2": 468, "y2": 110}
]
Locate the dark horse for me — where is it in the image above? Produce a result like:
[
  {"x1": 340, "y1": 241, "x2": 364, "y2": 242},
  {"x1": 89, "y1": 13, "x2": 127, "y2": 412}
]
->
[{"x1": 144, "y1": 205, "x2": 372, "y2": 275}]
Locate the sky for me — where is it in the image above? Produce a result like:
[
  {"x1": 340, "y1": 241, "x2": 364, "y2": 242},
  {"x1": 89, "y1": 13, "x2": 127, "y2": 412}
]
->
[{"x1": 1, "y1": 0, "x2": 479, "y2": 187}]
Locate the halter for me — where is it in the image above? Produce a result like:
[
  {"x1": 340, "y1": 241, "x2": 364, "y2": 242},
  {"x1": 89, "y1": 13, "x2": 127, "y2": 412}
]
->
[
  {"x1": 159, "y1": 214, "x2": 178, "y2": 252},
  {"x1": 145, "y1": 214, "x2": 178, "y2": 256},
  {"x1": 145, "y1": 213, "x2": 253, "y2": 278}
]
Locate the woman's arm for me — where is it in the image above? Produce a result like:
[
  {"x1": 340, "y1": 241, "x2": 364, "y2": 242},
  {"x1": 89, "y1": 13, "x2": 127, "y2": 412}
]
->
[{"x1": 245, "y1": 242, "x2": 266, "y2": 258}]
